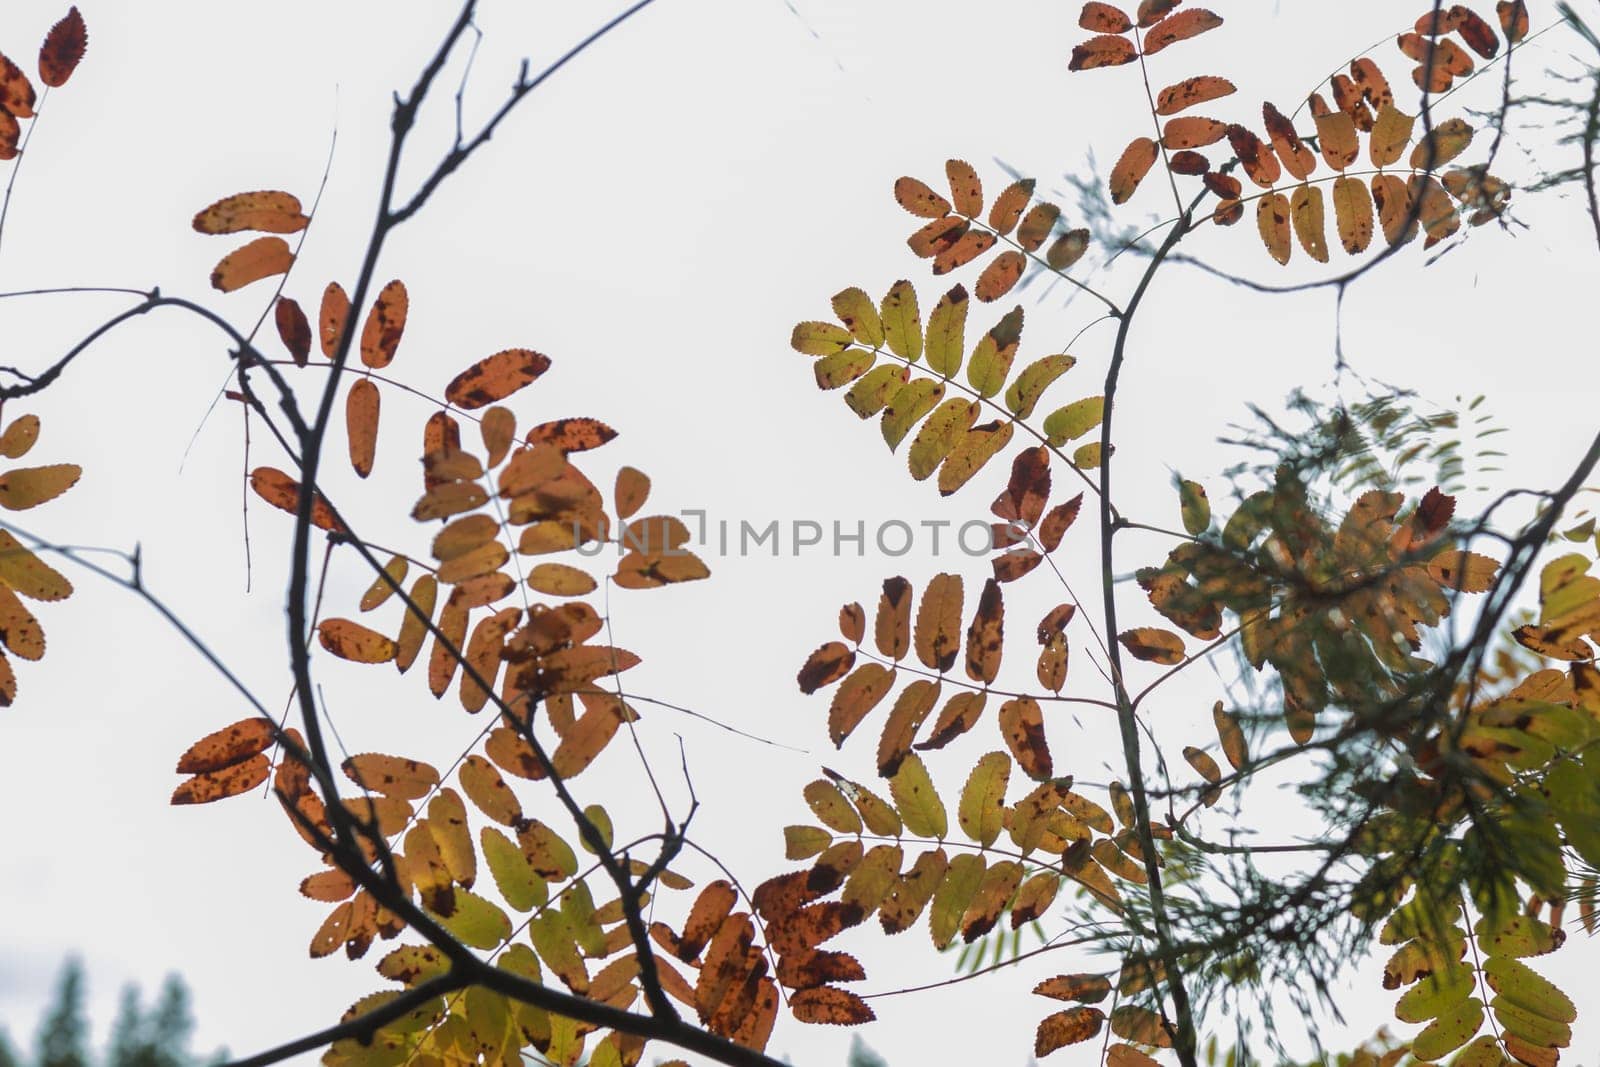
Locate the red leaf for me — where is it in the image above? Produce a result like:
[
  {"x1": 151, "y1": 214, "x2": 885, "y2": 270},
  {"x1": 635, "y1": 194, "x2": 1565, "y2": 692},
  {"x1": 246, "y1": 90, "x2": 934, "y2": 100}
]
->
[{"x1": 38, "y1": 6, "x2": 87, "y2": 87}]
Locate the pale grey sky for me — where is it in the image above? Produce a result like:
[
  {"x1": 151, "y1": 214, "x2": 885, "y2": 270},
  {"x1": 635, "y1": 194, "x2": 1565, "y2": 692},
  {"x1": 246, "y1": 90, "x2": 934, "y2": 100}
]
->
[{"x1": 1, "y1": 1, "x2": 1597, "y2": 1065}]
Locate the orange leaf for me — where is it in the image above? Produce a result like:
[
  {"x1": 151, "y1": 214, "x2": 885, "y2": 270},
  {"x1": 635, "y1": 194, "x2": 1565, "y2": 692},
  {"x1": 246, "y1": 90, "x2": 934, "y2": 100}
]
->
[
  {"x1": 1036, "y1": 1007, "x2": 1106, "y2": 1055},
  {"x1": 38, "y1": 7, "x2": 87, "y2": 87},
  {"x1": 1039, "y1": 493, "x2": 1083, "y2": 552},
  {"x1": 1069, "y1": 35, "x2": 1138, "y2": 70},
  {"x1": 999, "y1": 697, "x2": 1052, "y2": 779},
  {"x1": 799, "y1": 642, "x2": 856, "y2": 694},
  {"x1": 193, "y1": 191, "x2": 307, "y2": 235},
  {"x1": 790, "y1": 986, "x2": 875, "y2": 1025},
  {"x1": 0, "y1": 53, "x2": 36, "y2": 118},
  {"x1": 0, "y1": 463, "x2": 80, "y2": 510},
  {"x1": 1372, "y1": 173, "x2": 1416, "y2": 246},
  {"x1": 1155, "y1": 75, "x2": 1235, "y2": 115},
  {"x1": 479, "y1": 407, "x2": 516, "y2": 468},
  {"x1": 1016, "y1": 203, "x2": 1061, "y2": 252},
  {"x1": 975, "y1": 250, "x2": 1026, "y2": 302},
  {"x1": 1161, "y1": 116, "x2": 1226, "y2": 149},
  {"x1": 359, "y1": 279, "x2": 408, "y2": 369},
  {"x1": 1079, "y1": 2, "x2": 1133, "y2": 32},
  {"x1": 893, "y1": 176, "x2": 952, "y2": 219},
  {"x1": 1226, "y1": 124, "x2": 1281, "y2": 188},
  {"x1": 319, "y1": 282, "x2": 350, "y2": 359},
  {"x1": 1109, "y1": 137, "x2": 1158, "y2": 204},
  {"x1": 428, "y1": 601, "x2": 470, "y2": 698},
  {"x1": 1497, "y1": 1, "x2": 1528, "y2": 43},
  {"x1": 210, "y1": 236, "x2": 293, "y2": 293},
  {"x1": 1256, "y1": 193, "x2": 1292, "y2": 265},
  {"x1": 319, "y1": 618, "x2": 398, "y2": 664},
  {"x1": 875, "y1": 576, "x2": 913, "y2": 660},
  {"x1": 931, "y1": 230, "x2": 997, "y2": 275},
  {"x1": 1312, "y1": 108, "x2": 1360, "y2": 170},
  {"x1": 946, "y1": 159, "x2": 983, "y2": 217},
  {"x1": 551, "y1": 694, "x2": 634, "y2": 778},
  {"x1": 175, "y1": 717, "x2": 276, "y2": 774},
  {"x1": 275, "y1": 297, "x2": 311, "y2": 366},
  {"x1": 987, "y1": 179, "x2": 1035, "y2": 235},
  {"x1": 343, "y1": 754, "x2": 440, "y2": 800},
  {"x1": 395, "y1": 575, "x2": 438, "y2": 674},
  {"x1": 1136, "y1": 0, "x2": 1180, "y2": 26},
  {"x1": 525, "y1": 417, "x2": 618, "y2": 453},
  {"x1": 1142, "y1": 9, "x2": 1222, "y2": 55},
  {"x1": 1118, "y1": 627, "x2": 1185, "y2": 665},
  {"x1": 1034, "y1": 974, "x2": 1112, "y2": 1003},
  {"x1": 171, "y1": 754, "x2": 270, "y2": 805},
  {"x1": 914, "y1": 573, "x2": 964, "y2": 673},
  {"x1": 1262, "y1": 102, "x2": 1316, "y2": 181},
  {"x1": 0, "y1": 110, "x2": 17, "y2": 161},
  {"x1": 345, "y1": 378, "x2": 380, "y2": 479},
  {"x1": 445, "y1": 349, "x2": 552, "y2": 410},
  {"x1": 615, "y1": 466, "x2": 650, "y2": 520},
  {"x1": 248, "y1": 466, "x2": 344, "y2": 532}
]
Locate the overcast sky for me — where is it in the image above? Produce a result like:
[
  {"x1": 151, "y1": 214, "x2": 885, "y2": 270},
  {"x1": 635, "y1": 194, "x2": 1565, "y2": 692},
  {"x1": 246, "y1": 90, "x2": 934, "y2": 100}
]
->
[{"x1": 1, "y1": 0, "x2": 1598, "y2": 1064}]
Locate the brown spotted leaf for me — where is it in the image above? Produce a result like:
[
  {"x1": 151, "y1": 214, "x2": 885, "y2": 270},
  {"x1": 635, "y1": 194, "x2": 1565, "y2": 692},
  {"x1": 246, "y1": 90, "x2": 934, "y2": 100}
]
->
[
  {"x1": 319, "y1": 618, "x2": 397, "y2": 664},
  {"x1": 1142, "y1": 9, "x2": 1222, "y2": 55},
  {"x1": 1080, "y1": 2, "x2": 1134, "y2": 32},
  {"x1": 1070, "y1": 35, "x2": 1138, "y2": 70},
  {"x1": 1332, "y1": 175, "x2": 1375, "y2": 253},
  {"x1": 445, "y1": 349, "x2": 552, "y2": 410},
  {"x1": 790, "y1": 986, "x2": 875, "y2": 1025},
  {"x1": 525, "y1": 417, "x2": 618, "y2": 454},
  {"x1": 1226, "y1": 125, "x2": 1281, "y2": 188},
  {"x1": 1498, "y1": 1, "x2": 1528, "y2": 42},
  {"x1": 1370, "y1": 104, "x2": 1416, "y2": 167},
  {"x1": 0, "y1": 53, "x2": 35, "y2": 118},
  {"x1": 1290, "y1": 184, "x2": 1330, "y2": 262},
  {"x1": 193, "y1": 191, "x2": 307, "y2": 235},
  {"x1": 988, "y1": 179, "x2": 1035, "y2": 235},
  {"x1": 945, "y1": 159, "x2": 983, "y2": 217},
  {"x1": 1262, "y1": 102, "x2": 1316, "y2": 180},
  {"x1": 1257, "y1": 193, "x2": 1292, "y2": 264},
  {"x1": 1036, "y1": 1007, "x2": 1106, "y2": 1055},
  {"x1": 1109, "y1": 137, "x2": 1158, "y2": 204},
  {"x1": 965, "y1": 578, "x2": 1005, "y2": 684},
  {"x1": 932, "y1": 230, "x2": 997, "y2": 275},
  {"x1": 1162, "y1": 116, "x2": 1227, "y2": 149},
  {"x1": 1155, "y1": 75, "x2": 1235, "y2": 115},
  {"x1": 176, "y1": 717, "x2": 276, "y2": 775},
  {"x1": 248, "y1": 467, "x2": 344, "y2": 533},
  {"x1": 975, "y1": 251, "x2": 1027, "y2": 303},
  {"x1": 1118, "y1": 627, "x2": 1185, "y2": 665},
  {"x1": 171, "y1": 754, "x2": 270, "y2": 805},
  {"x1": 894, "y1": 176, "x2": 952, "y2": 218},
  {"x1": 359, "y1": 279, "x2": 408, "y2": 369},
  {"x1": 999, "y1": 697, "x2": 1051, "y2": 779},
  {"x1": 914, "y1": 573, "x2": 964, "y2": 673},
  {"x1": 799, "y1": 642, "x2": 856, "y2": 694}
]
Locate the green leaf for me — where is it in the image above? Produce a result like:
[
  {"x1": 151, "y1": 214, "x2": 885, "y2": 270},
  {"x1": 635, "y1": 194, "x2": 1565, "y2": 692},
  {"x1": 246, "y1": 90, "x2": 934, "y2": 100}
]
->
[
  {"x1": 1492, "y1": 995, "x2": 1572, "y2": 1049},
  {"x1": 880, "y1": 280, "x2": 923, "y2": 361},
  {"x1": 1043, "y1": 397, "x2": 1105, "y2": 445},
  {"x1": 1178, "y1": 479, "x2": 1210, "y2": 535},
  {"x1": 966, "y1": 306, "x2": 1024, "y2": 398},
  {"x1": 908, "y1": 399, "x2": 978, "y2": 481},
  {"x1": 1395, "y1": 962, "x2": 1474, "y2": 1023},
  {"x1": 882, "y1": 379, "x2": 947, "y2": 450},
  {"x1": 804, "y1": 778, "x2": 865, "y2": 835},
  {"x1": 815, "y1": 348, "x2": 874, "y2": 390},
  {"x1": 832, "y1": 287, "x2": 885, "y2": 348},
  {"x1": 792, "y1": 321, "x2": 853, "y2": 356},
  {"x1": 939, "y1": 420, "x2": 1015, "y2": 496},
  {"x1": 1410, "y1": 996, "x2": 1483, "y2": 1061},
  {"x1": 481, "y1": 826, "x2": 548, "y2": 911},
  {"x1": 890, "y1": 752, "x2": 947, "y2": 839},
  {"x1": 929, "y1": 852, "x2": 986, "y2": 949},
  {"x1": 1473, "y1": 912, "x2": 1561, "y2": 958},
  {"x1": 1483, "y1": 956, "x2": 1576, "y2": 1024},
  {"x1": 845, "y1": 364, "x2": 911, "y2": 418},
  {"x1": 925, "y1": 285, "x2": 970, "y2": 378},
  {"x1": 785, "y1": 825, "x2": 834, "y2": 860},
  {"x1": 1005, "y1": 355, "x2": 1076, "y2": 418},
  {"x1": 957, "y1": 752, "x2": 1011, "y2": 847},
  {"x1": 433, "y1": 889, "x2": 512, "y2": 950}
]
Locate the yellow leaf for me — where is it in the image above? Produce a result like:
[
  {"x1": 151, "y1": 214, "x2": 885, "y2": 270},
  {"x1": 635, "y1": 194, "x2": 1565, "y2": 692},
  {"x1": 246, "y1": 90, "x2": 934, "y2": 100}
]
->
[
  {"x1": 1370, "y1": 104, "x2": 1416, "y2": 168},
  {"x1": 0, "y1": 530, "x2": 71, "y2": 601},
  {"x1": 342, "y1": 754, "x2": 439, "y2": 799},
  {"x1": 358, "y1": 555, "x2": 409, "y2": 612},
  {"x1": 1290, "y1": 184, "x2": 1329, "y2": 262},
  {"x1": 1118, "y1": 627, "x2": 1184, "y2": 665},
  {"x1": 318, "y1": 618, "x2": 397, "y2": 664},
  {"x1": 1035, "y1": 1007, "x2": 1105, "y2": 1055},
  {"x1": 0, "y1": 414, "x2": 40, "y2": 459},
  {"x1": 527, "y1": 563, "x2": 597, "y2": 597},
  {"x1": 1332, "y1": 175, "x2": 1375, "y2": 254},
  {"x1": 192, "y1": 190, "x2": 307, "y2": 235},
  {"x1": 831, "y1": 287, "x2": 885, "y2": 348},
  {"x1": 1257, "y1": 192, "x2": 1292, "y2": 265},
  {"x1": 395, "y1": 575, "x2": 437, "y2": 674},
  {"x1": 1411, "y1": 118, "x2": 1475, "y2": 170},
  {"x1": 0, "y1": 463, "x2": 80, "y2": 510}
]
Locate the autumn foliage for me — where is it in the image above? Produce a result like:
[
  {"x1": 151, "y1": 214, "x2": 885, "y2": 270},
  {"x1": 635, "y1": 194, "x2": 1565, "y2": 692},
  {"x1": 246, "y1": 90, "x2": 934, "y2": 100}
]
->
[{"x1": 3, "y1": 2, "x2": 1599, "y2": 1066}]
